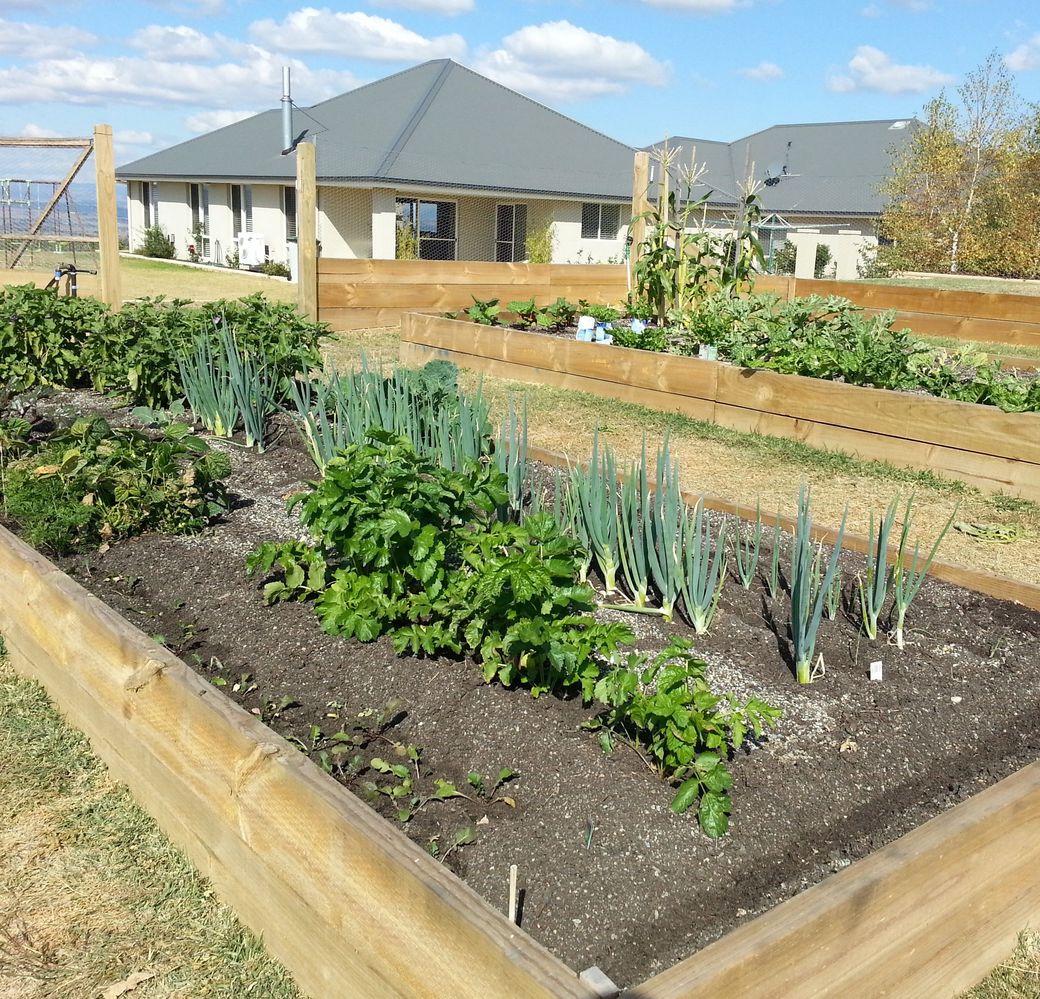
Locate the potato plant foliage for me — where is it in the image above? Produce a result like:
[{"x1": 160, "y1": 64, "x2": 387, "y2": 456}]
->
[{"x1": 248, "y1": 431, "x2": 780, "y2": 836}]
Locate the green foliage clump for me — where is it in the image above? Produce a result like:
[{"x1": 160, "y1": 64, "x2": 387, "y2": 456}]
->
[
  {"x1": 257, "y1": 261, "x2": 291, "y2": 278},
  {"x1": 0, "y1": 285, "x2": 107, "y2": 391},
  {"x1": 771, "y1": 240, "x2": 833, "y2": 278},
  {"x1": 525, "y1": 222, "x2": 554, "y2": 264},
  {"x1": 612, "y1": 323, "x2": 669, "y2": 351},
  {"x1": 137, "y1": 225, "x2": 176, "y2": 259},
  {"x1": 1, "y1": 417, "x2": 230, "y2": 553}
]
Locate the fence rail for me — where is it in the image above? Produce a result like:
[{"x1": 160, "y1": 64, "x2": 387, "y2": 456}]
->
[{"x1": 317, "y1": 259, "x2": 629, "y2": 330}]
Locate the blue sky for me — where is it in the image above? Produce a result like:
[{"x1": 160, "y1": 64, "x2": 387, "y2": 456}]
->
[{"x1": 2, "y1": 0, "x2": 1040, "y2": 164}]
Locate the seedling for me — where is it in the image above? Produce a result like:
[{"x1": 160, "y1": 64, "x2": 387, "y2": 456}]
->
[
  {"x1": 428, "y1": 826, "x2": 478, "y2": 863},
  {"x1": 466, "y1": 766, "x2": 519, "y2": 807}
]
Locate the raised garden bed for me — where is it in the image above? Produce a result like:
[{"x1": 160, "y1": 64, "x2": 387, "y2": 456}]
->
[
  {"x1": 400, "y1": 314, "x2": 1040, "y2": 501},
  {"x1": 3, "y1": 390, "x2": 1040, "y2": 997}
]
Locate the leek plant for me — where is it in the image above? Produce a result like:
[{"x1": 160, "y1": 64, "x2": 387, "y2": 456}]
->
[
  {"x1": 220, "y1": 327, "x2": 277, "y2": 452},
  {"x1": 789, "y1": 488, "x2": 847, "y2": 684},
  {"x1": 494, "y1": 397, "x2": 529, "y2": 518},
  {"x1": 617, "y1": 448, "x2": 651, "y2": 608},
  {"x1": 646, "y1": 438, "x2": 684, "y2": 621},
  {"x1": 569, "y1": 433, "x2": 620, "y2": 593},
  {"x1": 890, "y1": 499, "x2": 957, "y2": 650},
  {"x1": 857, "y1": 496, "x2": 899, "y2": 640},
  {"x1": 680, "y1": 499, "x2": 728, "y2": 634},
  {"x1": 178, "y1": 332, "x2": 238, "y2": 440},
  {"x1": 766, "y1": 519, "x2": 781, "y2": 599},
  {"x1": 733, "y1": 502, "x2": 763, "y2": 589}
]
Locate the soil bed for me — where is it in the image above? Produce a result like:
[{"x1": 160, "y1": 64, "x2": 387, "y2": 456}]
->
[{"x1": 13, "y1": 390, "x2": 1040, "y2": 989}]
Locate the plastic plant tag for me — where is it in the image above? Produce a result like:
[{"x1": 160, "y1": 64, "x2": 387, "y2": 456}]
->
[
  {"x1": 869, "y1": 660, "x2": 883, "y2": 682},
  {"x1": 630, "y1": 319, "x2": 647, "y2": 334}
]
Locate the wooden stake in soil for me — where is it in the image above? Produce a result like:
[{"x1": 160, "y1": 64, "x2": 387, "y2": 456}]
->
[{"x1": 509, "y1": 864, "x2": 519, "y2": 925}]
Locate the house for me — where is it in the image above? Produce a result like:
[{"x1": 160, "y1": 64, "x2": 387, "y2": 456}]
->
[
  {"x1": 645, "y1": 119, "x2": 918, "y2": 280},
  {"x1": 116, "y1": 60, "x2": 637, "y2": 271}
]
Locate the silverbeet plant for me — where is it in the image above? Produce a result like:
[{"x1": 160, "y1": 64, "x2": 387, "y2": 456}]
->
[{"x1": 790, "y1": 487, "x2": 847, "y2": 684}]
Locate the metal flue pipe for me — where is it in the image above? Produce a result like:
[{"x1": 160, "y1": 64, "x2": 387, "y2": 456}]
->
[{"x1": 281, "y1": 66, "x2": 293, "y2": 154}]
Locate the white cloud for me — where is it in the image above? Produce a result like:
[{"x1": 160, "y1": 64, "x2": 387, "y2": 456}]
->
[
  {"x1": 184, "y1": 109, "x2": 256, "y2": 133},
  {"x1": 369, "y1": 0, "x2": 473, "y2": 14},
  {"x1": 889, "y1": 0, "x2": 930, "y2": 9},
  {"x1": 19, "y1": 123, "x2": 61, "y2": 138},
  {"x1": 827, "y1": 45, "x2": 953, "y2": 94},
  {"x1": 129, "y1": 25, "x2": 223, "y2": 61},
  {"x1": 118, "y1": 129, "x2": 155, "y2": 145},
  {"x1": 639, "y1": 0, "x2": 744, "y2": 11},
  {"x1": 860, "y1": 4, "x2": 882, "y2": 15},
  {"x1": 474, "y1": 20, "x2": 668, "y2": 103},
  {"x1": 248, "y1": 7, "x2": 466, "y2": 61},
  {"x1": 1006, "y1": 34, "x2": 1040, "y2": 72},
  {"x1": 0, "y1": 53, "x2": 360, "y2": 110},
  {"x1": 0, "y1": 17, "x2": 96, "y2": 57},
  {"x1": 739, "y1": 61, "x2": 782, "y2": 81}
]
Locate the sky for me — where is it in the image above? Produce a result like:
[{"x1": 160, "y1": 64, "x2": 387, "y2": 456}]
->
[{"x1": 2, "y1": 0, "x2": 1040, "y2": 166}]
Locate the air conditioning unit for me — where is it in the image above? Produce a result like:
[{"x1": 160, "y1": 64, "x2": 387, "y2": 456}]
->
[{"x1": 237, "y1": 232, "x2": 265, "y2": 267}]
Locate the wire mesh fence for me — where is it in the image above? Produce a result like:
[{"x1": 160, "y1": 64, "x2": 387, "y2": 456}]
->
[{"x1": 0, "y1": 139, "x2": 102, "y2": 274}]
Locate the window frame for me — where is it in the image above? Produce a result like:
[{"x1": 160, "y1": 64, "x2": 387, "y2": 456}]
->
[
  {"x1": 187, "y1": 182, "x2": 210, "y2": 258},
  {"x1": 495, "y1": 203, "x2": 528, "y2": 263},
  {"x1": 581, "y1": 202, "x2": 621, "y2": 241},
  {"x1": 395, "y1": 196, "x2": 458, "y2": 261},
  {"x1": 283, "y1": 185, "x2": 298, "y2": 242}
]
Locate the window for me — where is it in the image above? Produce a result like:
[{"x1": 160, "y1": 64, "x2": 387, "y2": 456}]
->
[
  {"x1": 283, "y1": 186, "x2": 297, "y2": 241},
  {"x1": 231, "y1": 184, "x2": 253, "y2": 236},
  {"x1": 395, "y1": 197, "x2": 457, "y2": 260},
  {"x1": 496, "y1": 204, "x2": 528, "y2": 262},
  {"x1": 141, "y1": 181, "x2": 158, "y2": 229},
  {"x1": 187, "y1": 182, "x2": 210, "y2": 257},
  {"x1": 581, "y1": 203, "x2": 620, "y2": 240}
]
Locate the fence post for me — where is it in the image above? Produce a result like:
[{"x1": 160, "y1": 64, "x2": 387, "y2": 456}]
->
[
  {"x1": 296, "y1": 141, "x2": 318, "y2": 322},
  {"x1": 629, "y1": 151, "x2": 651, "y2": 282},
  {"x1": 93, "y1": 124, "x2": 121, "y2": 308}
]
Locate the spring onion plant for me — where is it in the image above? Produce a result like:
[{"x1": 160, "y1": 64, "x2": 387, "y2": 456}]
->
[
  {"x1": 890, "y1": 499, "x2": 957, "y2": 650},
  {"x1": 178, "y1": 331, "x2": 238, "y2": 439},
  {"x1": 857, "y1": 496, "x2": 899, "y2": 640},
  {"x1": 680, "y1": 499, "x2": 728, "y2": 634},
  {"x1": 646, "y1": 437, "x2": 685, "y2": 621},
  {"x1": 617, "y1": 447, "x2": 651, "y2": 609},
  {"x1": 220, "y1": 327, "x2": 277, "y2": 452},
  {"x1": 569, "y1": 432, "x2": 620, "y2": 594},
  {"x1": 733, "y1": 501, "x2": 763, "y2": 590},
  {"x1": 789, "y1": 487, "x2": 847, "y2": 684},
  {"x1": 494, "y1": 397, "x2": 529, "y2": 518}
]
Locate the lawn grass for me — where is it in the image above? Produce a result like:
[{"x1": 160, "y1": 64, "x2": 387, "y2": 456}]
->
[
  {"x1": 919, "y1": 334, "x2": 1040, "y2": 363},
  {"x1": 961, "y1": 931, "x2": 1040, "y2": 998},
  {"x1": 873, "y1": 274, "x2": 1040, "y2": 296},
  {"x1": 0, "y1": 655, "x2": 301, "y2": 999}
]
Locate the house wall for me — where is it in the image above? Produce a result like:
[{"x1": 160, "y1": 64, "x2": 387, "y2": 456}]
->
[
  {"x1": 786, "y1": 223, "x2": 875, "y2": 280},
  {"x1": 319, "y1": 187, "x2": 373, "y2": 259},
  {"x1": 550, "y1": 200, "x2": 631, "y2": 264}
]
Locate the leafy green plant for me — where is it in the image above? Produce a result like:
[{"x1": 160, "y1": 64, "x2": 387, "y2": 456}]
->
[
  {"x1": 539, "y1": 297, "x2": 577, "y2": 329},
  {"x1": 612, "y1": 323, "x2": 668, "y2": 351},
  {"x1": 789, "y1": 488, "x2": 847, "y2": 683},
  {"x1": 507, "y1": 298, "x2": 540, "y2": 328},
  {"x1": 467, "y1": 297, "x2": 501, "y2": 326},
  {"x1": 578, "y1": 301, "x2": 621, "y2": 324},
  {"x1": 593, "y1": 638, "x2": 781, "y2": 837},
  {"x1": 136, "y1": 224, "x2": 176, "y2": 259},
  {"x1": 2, "y1": 417, "x2": 230, "y2": 553},
  {"x1": 257, "y1": 260, "x2": 291, "y2": 278}
]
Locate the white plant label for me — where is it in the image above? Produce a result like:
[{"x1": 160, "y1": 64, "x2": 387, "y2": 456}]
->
[{"x1": 869, "y1": 660, "x2": 883, "y2": 682}]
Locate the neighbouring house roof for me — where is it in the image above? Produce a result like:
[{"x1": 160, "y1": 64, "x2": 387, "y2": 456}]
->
[
  {"x1": 645, "y1": 119, "x2": 918, "y2": 218},
  {"x1": 117, "y1": 60, "x2": 636, "y2": 201}
]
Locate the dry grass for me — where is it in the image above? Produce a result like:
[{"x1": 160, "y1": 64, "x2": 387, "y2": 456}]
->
[
  {"x1": 327, "y1": 326, "x2": 1040, "y2": 586},
  {"x1": 0, "y1": 256, "x2": 297, "y2": 305},
  {"x1": 961, "y1": 932, "x2": 1040, "y2": 998},
  {"x1": 0, "y1": 657, "x2": 301, "y2": 999},
  {"x1": 877, "y1": 274, "x2": 1040, "y2": 296}
]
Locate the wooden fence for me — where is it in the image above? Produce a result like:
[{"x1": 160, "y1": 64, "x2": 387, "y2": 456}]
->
[
  {"x1": 4, "y1": 520, "x2": 1040, "y2": 998},
  {"x1": 316, "y1": 259, "x2": 629, "y2": 331},
  {"x1": 758, "y1": 274, "x2": 1040, "y2": 350},
  {"x1": 401, "y1": 315, "x2": 1040, "y2": 502}
]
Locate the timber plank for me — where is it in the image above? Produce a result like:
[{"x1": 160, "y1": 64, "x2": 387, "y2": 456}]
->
[
  {"x1": 863, "y1": 310, "x2": 1040, "y2": 349},
  {"x1": 0, "y1": 527, "x2": 596, "y2": 999},
  {"x1": 625, "y1": 760, "x2": 1040, "y2": 999},
  {"x1": 320, "y1": 306, "x2": 409, "y2": 330}
]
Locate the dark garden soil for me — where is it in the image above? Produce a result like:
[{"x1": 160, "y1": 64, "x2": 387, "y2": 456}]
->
[{"x1": 17, "y1": 391, "x2": 1040, "y2": 988}]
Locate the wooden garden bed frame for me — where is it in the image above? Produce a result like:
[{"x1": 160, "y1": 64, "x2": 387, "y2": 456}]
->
[
  {"x1": 3, "y1": 494, "x2": 1040, "y2": 998},
  {"x1": 400, "y1": 314, "x2": 1040, "y2": 502}
]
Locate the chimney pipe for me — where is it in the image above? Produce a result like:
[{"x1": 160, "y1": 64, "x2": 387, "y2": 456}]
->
[{"x1": 281, "y1": 66, "x2": 293, "y2": 154}]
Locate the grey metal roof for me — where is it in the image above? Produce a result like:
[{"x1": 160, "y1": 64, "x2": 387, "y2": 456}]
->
[
  {"x1": 117, "y1": 60, "x2": 635, "y2": 200},
  {"x1": 645, "y1": 119, "x2": 918, "y2": 217}
]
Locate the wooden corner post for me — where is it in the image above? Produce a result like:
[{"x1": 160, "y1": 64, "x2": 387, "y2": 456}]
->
[
  {"x1": 93, "y1": 124, "x2": 122, "y2": 308},
  {"x1": 296, "y1": 141, "x2": 318, "y2": 322},
  {"x1": 629, "y1": 151, "x2": 651, "y2": 280}
]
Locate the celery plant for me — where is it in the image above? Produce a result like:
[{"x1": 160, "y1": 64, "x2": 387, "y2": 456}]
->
[
  {"x1": 857, "y1": 496, "x2": 899, "y2": 640},
  {"x1": 890, "y1": 499, "x2": 957, "y2": 650},
  {"x1": 679, "y1": 499, "x2": 728, "y2": 634},
  {"x1": 790, "y1": 488, "x2": 847, "y2": 684}
]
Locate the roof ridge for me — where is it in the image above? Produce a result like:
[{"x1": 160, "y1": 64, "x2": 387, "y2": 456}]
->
[
  {"x1": 374, "y1": 60, "x2": 454, "y2": 178},
  {"x1": 303, "y1": 59, "x2": 452, "y2": 113}
]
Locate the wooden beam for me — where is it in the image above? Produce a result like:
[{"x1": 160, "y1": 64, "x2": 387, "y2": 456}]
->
[
  {"x1": 629, "y1": 151, "x2": 651, "y2": 277},
  {"x1": 93, "y1": 124, "x2": 121, "y2": 308},
  {"x1": 296, "y1": 141, "x2": 317, "y2": 322},
  {"x1": 7, "y1": 139, "x2": 94, "y2": 269},
  {"x1": 0, "y1": 137, "x2": 92, "y2": 148}
]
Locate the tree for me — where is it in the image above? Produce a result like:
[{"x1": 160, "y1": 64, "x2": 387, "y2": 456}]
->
[{"x1": 878, "y1": 51, "x2": 1026, "y2": 275}]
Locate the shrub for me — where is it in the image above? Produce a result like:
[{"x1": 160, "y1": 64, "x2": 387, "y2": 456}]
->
[
  {"x1": 771, "y1": 240, "x2": 833, "y2": 278},
  {"x1": 137, "y1": 225, "x2": 176, "y2": 259},
  {"x1": 258, "y1": 260, "x2": 291, "y2": 278},
  {"x1": 525, "y1": 222, "x2": 554, "y2": 263}
]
